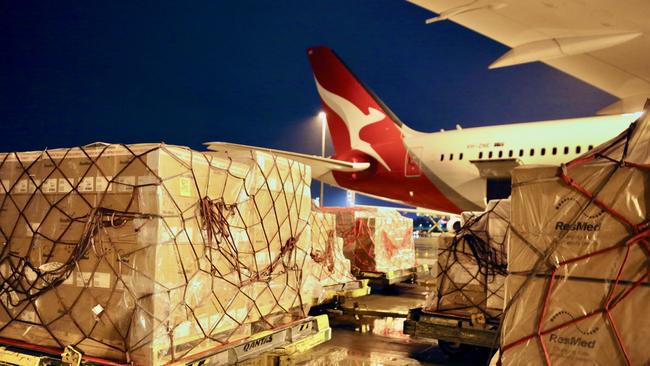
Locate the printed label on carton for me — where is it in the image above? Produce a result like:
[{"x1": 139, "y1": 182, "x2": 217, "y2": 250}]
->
[
  {"x1": 58, "y1": 178, "x2": 73, "y2": 193},
  {"x1": 16, "y1": 179, "x2": 28, "y2": 193},
  {"x1": 79, "y1": 177, "x2": 94, "y2": 192},
  {"x1": 76, "y1": 271, "x2": 92, "y2": 286},
  {"x1": 27, "y1": 179, "x2": 41, "y2": 193},
  {"x1": 95, "y1": 176, "x2": 112, "y2": 192},
  {"x1": 93, "y1": 272, "x2": 111, "y2": 288},
  {"x1": 44, "y1": 179, "x2": 58, "y2": 193},
  {"x1": 116, "y1": 176, "x2": 135, "y2": 192},
  {"x1": 179, "y1": 176, "x2": 192, "y2": 197}
]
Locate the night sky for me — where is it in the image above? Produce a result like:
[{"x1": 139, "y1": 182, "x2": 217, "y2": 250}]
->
[{"x1": 1, "y1": 1, "x2": 615, "y2": 206}]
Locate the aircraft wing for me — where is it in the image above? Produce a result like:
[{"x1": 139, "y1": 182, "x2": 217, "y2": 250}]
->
[
  {"x1": 204, "y1": 141, "x2": 370, "y2": 180},
  {"x1": 408, "y1": 0, "x2": 650, "y2": 114}
]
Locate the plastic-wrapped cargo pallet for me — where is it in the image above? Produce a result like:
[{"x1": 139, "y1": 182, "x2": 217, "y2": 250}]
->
[
  {"x1": 425, "y1": 200, "x2": 509, "y2": 321},
  {"x1": 501, "y1": 115, "x2": 650, "y2": 365},
  {"x1": 298, "y1": 205, "x2": 356, "y2": 304},
  {"x1": 322, "y1": 207, "x2": 415, "y2": 273},
  {"x1": 0, "y1": 143, "x2": 315, "y2": 365}
]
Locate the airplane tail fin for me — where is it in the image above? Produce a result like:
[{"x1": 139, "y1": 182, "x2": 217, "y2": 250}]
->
[{"x1": 306, "y1": 46, "x2": 407, "y2": 171}]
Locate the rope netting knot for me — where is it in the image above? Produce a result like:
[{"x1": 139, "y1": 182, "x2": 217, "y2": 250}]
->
[
  {"x1": 309, "y1": 229, "x2": 335, "y2": 272},
  {"x1": 199, "y1": 196, "x2": 236, "y2": 247}
]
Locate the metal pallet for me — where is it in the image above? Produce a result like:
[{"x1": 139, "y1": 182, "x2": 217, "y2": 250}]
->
[
  {"x1": 0, "y1": 316, "x2": 331, "y2": 366},
  {"x1": 353, "y1": 264, "x2": 431, "y2": 288},
  {"x1": 319, "y1": 279, "x2": 371, "y2": 303},
  {"x1": 403, "y1": 307, "x2": 499, "y2": 348}
]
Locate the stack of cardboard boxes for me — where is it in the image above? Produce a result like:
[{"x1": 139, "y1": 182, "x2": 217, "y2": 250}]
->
[
  {"x1": 322, "y1": 207, "x2": 416, "y2": 273},
  {"x1": 0, "y1": 143, "x2": 314, "y2": 364},
  {"x1": 425, "y1": 200, "x2": 509, "y2": 320},
  {"x1": 501, "y1": 118, "x2": 650, "y2": 365},
  {"x1": 298, "y1": 206, "x2": 356, "y2": 303}
]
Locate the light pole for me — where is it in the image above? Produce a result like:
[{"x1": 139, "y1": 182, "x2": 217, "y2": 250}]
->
[{"x1": 318, "y1": 111, "x2": 327, "y2": 206}]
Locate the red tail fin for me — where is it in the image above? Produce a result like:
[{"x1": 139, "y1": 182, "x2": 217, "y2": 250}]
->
[{"x1": 307, "y1": 47, "x2": 405, "y2": 171}]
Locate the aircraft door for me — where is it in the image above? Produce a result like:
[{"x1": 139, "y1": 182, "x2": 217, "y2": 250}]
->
[
  {"x1": 486, "y1": 177, "x2": 512, "y2": 201},
  {"x1": 405, "y1": 147, "x2": 422, "y2": 177}
]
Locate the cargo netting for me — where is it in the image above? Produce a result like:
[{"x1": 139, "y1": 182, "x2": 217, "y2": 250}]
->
[
  {"x1": 425, "y1": 200, "x2": 509, "y2": 321},
  {"x1": 0, "y1": 143, "x2": 317, "y2": 365},
  {"x1": 321, "y1": 207, "x2": 415, "y2": 273},
  {"x1": 501, "y1": 112, "x2": 650, "y2": 365},
  {"x1": 298, "y1": 206, "x2": 356, "y2": 304}
]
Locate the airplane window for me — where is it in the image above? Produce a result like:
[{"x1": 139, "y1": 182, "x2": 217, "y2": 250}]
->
[
  {"x1": 459, "y1": 153, "x2": 463, "y2": 160},
  {"x1": 564, "y1": 146, "x2": 569, "y2": 154},
  {"x1": 588, "y1": 145, "x2": 593, "y2": 151},
  {"x1": 552, "y1": 147, "x2": 557, "y2": 155},
  {"x1": 450, "y1": 153, "x2": 454, "y2": 161},
  {"x1": 576, "y1": 146, "x2": 581, "y2": 154},
  {"x1": 508, "y1": 150, "x2": 513, "y2": 158},
  {"x1": 530, "y1": 148, "x2": 535, "y2": 156},
  {"x1": 541, "y1": 148, "x2": 546, "y2": 156},
  {"x1": 479, "y1": 152, "x2": 483, "y2": 159},
  {"x1": 498, "y1": 151, "x2": 503, "y2": 158},
  {"x1": 440, "y1": 154, "x2": 444, "y2": 161},
  {"x1": 488, "y1": 151, "x2": 493, "y2": 158}
]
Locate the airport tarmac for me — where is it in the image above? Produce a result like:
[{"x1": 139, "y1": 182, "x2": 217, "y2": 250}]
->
[
  {"x1": 304, "y1": 276, "x2": 495, "y2": 366},
  {"x1": 303, "y1": 327, "x2": 491, "y2": 366}
]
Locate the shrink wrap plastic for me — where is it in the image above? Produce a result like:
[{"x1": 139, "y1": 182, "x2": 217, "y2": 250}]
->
[
  {"x1": 321, "y1": 207, "x2": 415, "y2": 273},
  {"x1": 501, "y1": 115, "x2": 650, "y2": 365},
  {"x1": 298, "y1": 206, "x2": 356, "y2": 303},
  {"x1": 0, "y1": 143, "x2": 315, "y2": 365}
]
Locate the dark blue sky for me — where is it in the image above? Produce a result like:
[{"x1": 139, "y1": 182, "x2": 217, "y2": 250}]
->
[{"x1": 0, "y1": 1, "x2": 614, "y2": 206}]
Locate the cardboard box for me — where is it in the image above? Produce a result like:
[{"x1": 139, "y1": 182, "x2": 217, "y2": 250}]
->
[
  {"x1": 425, "y1": 233, "x2": 505, "y2": 318},
  {"x1": 509, "y1": 164, "x2": 648, "y2": 281},
  {"x1": 322, "y1": 207, "x2": 415, "y2": 273},
  {"x1": 502, "y1": 274, "x2": 650, "y2": 366},
  {"x1": 298, "y1": 207, "x2": 356, "y2": 303},
  {"x1": 502, "y1": 118, "x2": 650, "y2": 365},
  {"x1": 425, "y1": 200, "x2": 509, "y2": 318},
  {"x1": 0, "y1": 143, "x2": 313, "y2": 364}
]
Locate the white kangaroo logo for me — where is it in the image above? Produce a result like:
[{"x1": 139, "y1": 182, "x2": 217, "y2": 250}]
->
[{"x1": 315, "y1": 78, "x2": 391, "y2": 171}]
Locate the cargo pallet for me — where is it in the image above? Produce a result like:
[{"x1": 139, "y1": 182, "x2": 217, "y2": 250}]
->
[
  {"x1": 308, "y1": 279, "x2": 371, "y2": 317},
  {"x1": 403, "y1": 307, "x2": 499, "y2": 356},
  {"x1": 319, "y1": 279, "x2": 371, "y2": 304},
  {"x1": 0, "y1": 315, "x2": 331, "y2": 366},
  {"x1": 353, "y1": 264, "x2": 431, "y2": 289},
  {"x1": 312, "y1": 292, "x2": 425, "y2": 329}
]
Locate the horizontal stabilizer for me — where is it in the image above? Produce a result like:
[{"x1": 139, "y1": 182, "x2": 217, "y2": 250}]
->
[{"x1": 204, "y1": 141, "x2": 370, "y2": 180}]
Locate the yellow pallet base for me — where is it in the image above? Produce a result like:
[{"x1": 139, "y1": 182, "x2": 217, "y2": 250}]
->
[
  {"x1": 181, "y1": 315, "x2": 331, "y2": 366},
  {"x1": 0, "y1": 316, "x2": 332, "y2": 366},
  {"x1": 355, "y1": 264, "x2": 430, "y2": 285},
  {"x1": 234, "y1": 316, "x2": 331, "y2": 366},
  {"x1": 320, "y1": 279, "x2": 371, "y2": 303},
  {"x1": 0, "y1": 347, "x2": 50, "y2": 366}
]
